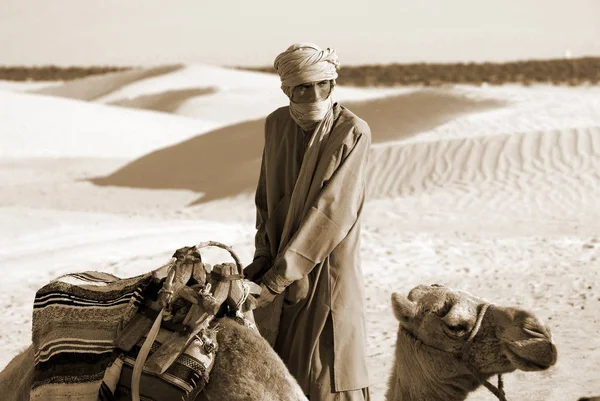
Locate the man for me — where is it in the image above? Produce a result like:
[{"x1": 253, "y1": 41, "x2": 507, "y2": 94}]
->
[{"x1": 245, "y1": 43, "x2": 371, "y2": 401}]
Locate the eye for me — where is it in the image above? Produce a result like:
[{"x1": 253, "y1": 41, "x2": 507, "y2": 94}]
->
[
  {"x1": 317, "y1": 80, "x2": 329, "y2": 87},
  {"x1": 444, "y1": 322, "x2": 469, "y2": 338},
  {"x1": 438, "y1": 301, "x2": 452, "y2": 318}
]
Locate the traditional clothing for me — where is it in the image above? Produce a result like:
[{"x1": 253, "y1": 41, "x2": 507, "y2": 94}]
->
[
  {"x1": 251, "y1": 100, "x2": 371, "y2": 398},
  {"x1": 250, "y1": 42, "x2": 371, "y2": 400}
]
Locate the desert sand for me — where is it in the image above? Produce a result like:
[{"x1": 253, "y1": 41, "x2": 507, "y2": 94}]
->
[{"x1": 0, "y1": 65, "x2": 599, "y2": 400}]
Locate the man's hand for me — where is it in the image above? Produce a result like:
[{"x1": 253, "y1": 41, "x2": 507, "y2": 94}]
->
[
  {"x1": 255, "y1": 282, "x2": 278, "y2": 308},
  {"x1": 244, "y1": 256, "x2": 270, "y2": 282}
]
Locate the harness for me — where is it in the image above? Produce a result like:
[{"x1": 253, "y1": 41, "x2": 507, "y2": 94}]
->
[
  {"x1": 404, "y1": 303, "x2": 508, "y2": 401},
  {"x1": 115, "y1": 241, "x2": 261, "y2": 401}
]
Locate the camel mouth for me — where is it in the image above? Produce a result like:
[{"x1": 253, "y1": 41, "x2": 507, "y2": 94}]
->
[{"x1": 503, "y1": 341, "x2": 557, "y2": 371}]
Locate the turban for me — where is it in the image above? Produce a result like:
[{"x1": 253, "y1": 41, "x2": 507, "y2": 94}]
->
[{"x1": 274, "y1": 43, "x2": 340, "y2": 97}]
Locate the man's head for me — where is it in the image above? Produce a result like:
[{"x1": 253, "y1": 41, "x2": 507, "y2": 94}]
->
[
  {"x1": 273, "y1": 43, "x2": 340, "y2": 130},
  {"x1": 274, "y1": 43, "x2": 339, "y2": 100}
]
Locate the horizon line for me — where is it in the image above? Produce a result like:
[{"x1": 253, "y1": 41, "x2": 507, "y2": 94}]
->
[{"x1": 1, "y1": 54, "x2": 600, "y2": 70}]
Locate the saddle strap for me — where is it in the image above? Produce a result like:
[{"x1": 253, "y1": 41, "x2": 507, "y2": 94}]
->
[{"x1": 131, "y1": 308, "x2": 164, "y2": 401}]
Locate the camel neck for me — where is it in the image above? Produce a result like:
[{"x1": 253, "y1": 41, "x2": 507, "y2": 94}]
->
[{"x1": 385, "y1": 329, "x2": 475, "y2": 401}]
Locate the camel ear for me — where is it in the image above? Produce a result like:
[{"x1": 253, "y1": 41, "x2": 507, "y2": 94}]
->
[{"x1": 391, "y1": 292, "x2": 417, "y2": 323}]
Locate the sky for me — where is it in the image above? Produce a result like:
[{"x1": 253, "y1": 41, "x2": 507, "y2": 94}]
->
[{"x1": 0, "y1": 0, "x2": 599, "y2": 67}]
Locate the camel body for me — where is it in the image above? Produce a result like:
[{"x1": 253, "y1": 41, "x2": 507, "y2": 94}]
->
[{"x1": 0, "y1": 317, "x2": 307, "y2": 401}]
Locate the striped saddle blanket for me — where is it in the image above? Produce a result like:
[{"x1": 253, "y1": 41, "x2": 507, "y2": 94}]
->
[{"x1": 30, "y1": 270, "x2": 214, "y2": 401}]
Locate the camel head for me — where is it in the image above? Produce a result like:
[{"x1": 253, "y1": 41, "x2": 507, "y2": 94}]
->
[{"x1": 387, "y1": 284, "x2": 557, "y2": 401}]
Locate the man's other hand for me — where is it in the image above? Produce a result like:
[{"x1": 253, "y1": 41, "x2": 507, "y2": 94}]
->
[
  {"x1": 244, "y1": 256, "x2": 270, "y2": 282},
  {"x1": 255, "y1": 282, "x2": 278, "y2": 308}
]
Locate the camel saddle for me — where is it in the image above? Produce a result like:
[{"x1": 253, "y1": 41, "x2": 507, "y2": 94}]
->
[{"x1": 109, "y1": 242, "x2": 262, "y2": 401}]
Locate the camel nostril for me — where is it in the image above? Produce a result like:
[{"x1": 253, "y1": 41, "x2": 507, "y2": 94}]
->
[
  {"x1": 522, "y1": 319, "x2": 552, "y2": 340},
  {"x1": 523, "y1": 327, "x2": 548, "y2": 339},
  {"x1": 521, "y1": 315, "x2": 552, "y2": 339}
]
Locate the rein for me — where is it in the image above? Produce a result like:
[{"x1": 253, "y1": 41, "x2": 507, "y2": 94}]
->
[{"x1": 458, "y1": 303, "x2": 507, "y2": 401}]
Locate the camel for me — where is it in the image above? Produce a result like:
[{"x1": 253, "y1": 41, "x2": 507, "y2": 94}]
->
[
  {"x1": 0, "y1": 283, "x2": 559, "y2": 401},
  {"x1": 0, "y1": 316, "x2": 308, "y2": 401},
  {"x1": 386, "y1": 283, "x2": 558, "y2": 401}
]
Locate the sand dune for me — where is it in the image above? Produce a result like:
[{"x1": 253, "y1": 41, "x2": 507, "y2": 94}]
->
[
  {"x1": 97, "y1": 64, "x2": 281, "y2": 102},
  {"x1": 33, "y1": 65, "x2": 183, "y2": 101},
  {"x1": 26, "y1": 64, "x2": 418, "y2": 125},
  {"x1": 155, "y1": 82, "x2": 417, "y2": 126},
  {"x1": 33, "y1": 64, "x2": 290, "y2": 124},
  {"x1": 0, "y1": 91, "x2": 218, "y2": 158},
  {"x1": 91, "y1": 118, "x2": 265, "y2": 203},
  {"x1": 91, "y1": 90, "x2": 503, "y2": 203},
  {"x1": 369, "y1": 127, "x2": 600, "y2": 196},
  {"x1": 91, "y1": 63, "x2": 410, "y2": 105},
  {"x1": 367, "y1": 127, "x2": 600, "y2": 229},
  {"x1": 109, "y1": 86, "x2": 218, "y2": 113}
]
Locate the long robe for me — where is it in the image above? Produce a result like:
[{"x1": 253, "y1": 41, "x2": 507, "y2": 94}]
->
[{"x1": 252, "y1": 102, "x2": 371, "y2": 394}]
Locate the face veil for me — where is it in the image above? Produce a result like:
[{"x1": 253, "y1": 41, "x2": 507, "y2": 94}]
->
[{"x1": 274, "y1": 43, "x2": 340, "y2": 130}]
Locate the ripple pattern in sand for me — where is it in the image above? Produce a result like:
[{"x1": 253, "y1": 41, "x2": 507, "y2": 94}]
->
[{"x1": 368, "y1": 127, "x2": 600, "y2": 222}]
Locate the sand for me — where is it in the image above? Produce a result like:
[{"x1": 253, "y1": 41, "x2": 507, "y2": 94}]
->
[{"x1": 0, "y1": 65, "x2": 599, "y2": 400}]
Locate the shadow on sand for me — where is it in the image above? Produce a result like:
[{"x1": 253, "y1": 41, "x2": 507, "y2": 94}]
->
[
  {"x1": 90, "y1": 90, "x2": 505, "y2": 204},
  {"x1": 108, "y1": 87, "x2": 218, "y2": 114},
  {"x1": 34, "y1": 65, "x2": 184, "y2": 101}
]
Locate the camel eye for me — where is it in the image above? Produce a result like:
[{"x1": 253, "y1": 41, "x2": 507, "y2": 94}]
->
[
  {"x1": 444, "y1": 323, "x2": 469, "y2": 338},
  {"x1": 438, "y1": 302, "x2": 452, "y2": 317},
  {"x1": 448, "y1": 323, "x2": 467, "y2": 332}
]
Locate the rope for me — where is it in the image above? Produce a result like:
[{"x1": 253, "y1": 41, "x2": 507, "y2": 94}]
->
[
  {"x1": 477, "y1": 374, "x2": 507, "y2": 401},
  {"x1": 459, "y1": 303, "x2": 508, "y2": 401},
  {"x1": 235, "y1": 282, "x2": 250, "y2": 311},
  {"x1": 467, "y1": 303, "x2": 490, "y2": 342}
]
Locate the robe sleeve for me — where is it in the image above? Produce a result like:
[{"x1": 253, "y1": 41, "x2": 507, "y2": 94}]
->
[
  {"x1": 253, "y1": 144, "x2": 272, "y2": 263},
  {"x1": 262, "y1": 127, "x2": 371, "y2": 293}
]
